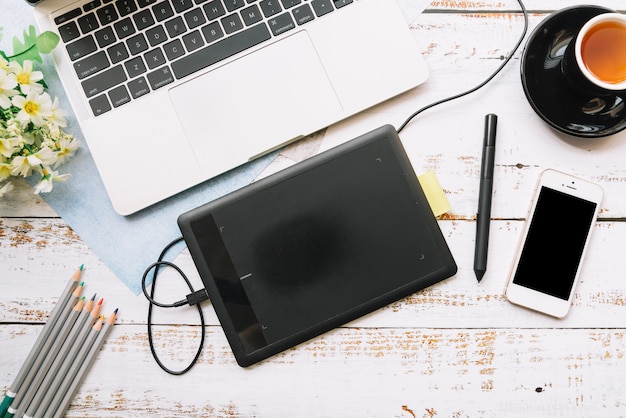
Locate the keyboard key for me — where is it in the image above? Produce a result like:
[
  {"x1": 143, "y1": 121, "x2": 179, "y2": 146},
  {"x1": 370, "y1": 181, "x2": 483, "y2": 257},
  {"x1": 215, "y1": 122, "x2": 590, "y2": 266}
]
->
[
  {"x1": 268, "y1": 12, "x2": 294, "y2": 36},
  {"x1": 172, "y1": 0, "x2": 194, "y2": 13},
  {"x1": 281, "y1": 0, "x2": 300, "y2": 9},
  {"x1": 58, "y1": 21, "x2": 81, "y2": 42},
  {"x1": 163, "y1": 39, "x2": 186, "y2": 60},
  {"x1": 182, "y1": 30, "x2": 205, "y2": 52},
  {"x1": 134, "y1": 9, "x2": 156, "y2": 30},
  {"x1": 224, "y1": 0, "x2": 245, "y2": 12},
  {"x1": 241, "y1": 4, "x2": 262, "y2": 26},
  {"x1": 82, "y1": 65, "x2": 127, "y2": 97},
  {"x1": 84, "y1": 0, "x2": 102, "y2": 12},
  {"x1": 184, "y1": 8, "x2": 207, "y2": 29},
  {"x1": 333, "y1": 0, "x2": 352, "y2": 8},
  {"x1": 221, "y1": 14, "x2": 243, "y2": 35},
  {"x1": 89, "y1": 94, "x2": 112, "y2": 116},
  {"x1": 97, "y1": 4, "x2": 119, "y2": 24},
  {"x1": 114, "y1": 17, "x2": 137, "y2": 39},
  {"x1": 78, "y1": 12, "x2": 100, "y2": 34},
  {"x1": 74, "y1": 51, "x2": 110, "y2": 79},
  {"x1": 311, "y1": 0, "x2": 333, "y2": 17},
  {"x1": 172, "y1": 22, "x2": 270, "y2": 79},
  {"x1": 203, "y1": 0, "x2": 225, "y2": 20},
  {"x1": 292, "y1": 3, "x2": 314, "y2": 25},
  {"x1": 146, "y1": 25, "x2": 168, "y2": 46},
  {"x1": 116, "y1": 0, "x2": 139, "y2": 16},
  {"x1": 125, "y1": 56, "x2": 147, "y2": 77},
  {"x1": 128, "y1": 76, "x2": 151, "y2": 98},
  {"x1": 55, "y1": 8, "x2": 82, "y2": 25},
  {"x1": 127, "y1": 33, "x2": 150, "y2": 55},
  {"x1": 165, "y1": 16, "x2": 187, "y2": 37},
  {"x1": 107, "y1": 42, "x2": 130, "y2": 63},
  {"x1": 66, "y1": 36, "x2": 98, "y2": 61},
  {"x1": 147, "y1": 66, "x2": 175, "y2": 89},
  {"x1": 259, "y1": 0, "x2": 281, "y2": 17},
  {"x1": 201, "y1": 22, "x2": 224, "y2": 43},
  {"x1": 153, "y1": 1, "x2": 174, "y2": 21},
  {"x1": 138, "y1": 0, "x2": 158, "y2": 6},
  {"x1": 144, "y1": 48, "x2": 167, "y2": 69},
  {"x1": 95, "y1": 26, "x2": 117, "y2": 47},
  {"x1": 109, "y1": 84, "x2": 132, "y2": 107}
]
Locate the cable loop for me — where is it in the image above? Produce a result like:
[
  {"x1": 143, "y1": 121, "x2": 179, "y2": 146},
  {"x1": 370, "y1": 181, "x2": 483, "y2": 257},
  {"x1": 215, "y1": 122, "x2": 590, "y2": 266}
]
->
[{"x1": 142, "y1": 237, "x2": 206, "y2": 375}]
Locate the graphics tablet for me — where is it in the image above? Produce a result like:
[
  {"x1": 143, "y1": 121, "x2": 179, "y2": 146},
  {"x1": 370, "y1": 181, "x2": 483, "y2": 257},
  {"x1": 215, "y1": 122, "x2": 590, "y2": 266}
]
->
[{"x1": 178, "y1": 125, "x2": 457, "y2": 367}]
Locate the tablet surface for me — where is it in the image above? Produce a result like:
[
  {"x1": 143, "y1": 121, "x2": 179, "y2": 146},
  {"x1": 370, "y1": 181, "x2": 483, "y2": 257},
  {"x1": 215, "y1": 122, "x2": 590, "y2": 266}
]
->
[{"x1": 178, "y1": 125, "x2": 457, "y2": 367}]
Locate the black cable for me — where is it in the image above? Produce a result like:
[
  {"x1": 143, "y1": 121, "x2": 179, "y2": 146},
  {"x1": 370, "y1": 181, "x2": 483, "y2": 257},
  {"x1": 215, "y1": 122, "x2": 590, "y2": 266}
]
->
[
  {"x1": 142, "y1": 237, "x2": 208, "y2": 375},
  {"x1": 396, "y1": 0, "x2": 529, "y2": 134}
]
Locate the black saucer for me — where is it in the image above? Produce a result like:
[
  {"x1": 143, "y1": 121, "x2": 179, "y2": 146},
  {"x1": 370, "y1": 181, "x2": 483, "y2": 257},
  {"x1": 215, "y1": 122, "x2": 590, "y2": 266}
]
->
[{"x1": 521, "y1": 5, "x2": 626, "y2": 138}]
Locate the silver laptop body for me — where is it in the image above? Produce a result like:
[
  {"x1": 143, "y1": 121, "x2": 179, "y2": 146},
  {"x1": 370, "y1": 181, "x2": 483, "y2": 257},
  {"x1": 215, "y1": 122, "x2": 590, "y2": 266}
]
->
[{"x1": 33, "y1": 0, "x2": 428, "y2": 215}]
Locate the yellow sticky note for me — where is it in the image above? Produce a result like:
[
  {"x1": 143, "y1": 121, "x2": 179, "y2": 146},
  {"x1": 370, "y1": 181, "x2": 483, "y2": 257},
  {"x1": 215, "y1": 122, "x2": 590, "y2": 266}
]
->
[{"x1": 418, "y1": 171, "x2": 451, "y2": 217}]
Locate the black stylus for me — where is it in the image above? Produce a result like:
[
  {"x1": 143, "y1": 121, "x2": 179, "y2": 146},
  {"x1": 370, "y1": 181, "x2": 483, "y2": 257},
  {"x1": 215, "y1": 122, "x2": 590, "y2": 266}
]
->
[{"x1": 474, "y1": 114, "x2": 498, "y2": 282}]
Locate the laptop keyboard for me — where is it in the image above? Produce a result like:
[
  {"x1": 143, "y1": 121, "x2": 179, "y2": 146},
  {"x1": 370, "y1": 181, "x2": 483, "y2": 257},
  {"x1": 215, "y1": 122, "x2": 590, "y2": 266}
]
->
[{"x1": 55, "y1": 0, "x2": 354, "y2": 116}]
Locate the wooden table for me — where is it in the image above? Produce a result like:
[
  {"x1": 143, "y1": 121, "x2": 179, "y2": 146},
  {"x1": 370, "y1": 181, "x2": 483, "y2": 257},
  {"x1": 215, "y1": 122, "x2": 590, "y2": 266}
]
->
[{"x1": 2, "y1": 1, "x2": 626, "y2": 416}]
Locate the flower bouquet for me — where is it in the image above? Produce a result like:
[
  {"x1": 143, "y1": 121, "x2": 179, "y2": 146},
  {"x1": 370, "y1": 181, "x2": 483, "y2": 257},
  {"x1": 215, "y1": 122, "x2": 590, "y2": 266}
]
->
[{"x1": 0, "y1": 26, "x2": 79, "y2": 197}]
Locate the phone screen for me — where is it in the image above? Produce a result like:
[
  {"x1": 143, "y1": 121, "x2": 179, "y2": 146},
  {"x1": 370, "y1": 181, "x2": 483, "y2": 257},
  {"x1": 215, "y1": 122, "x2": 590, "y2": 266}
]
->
[{"x1": 512, "y1": 186, "x2": 597, "y2": 300}]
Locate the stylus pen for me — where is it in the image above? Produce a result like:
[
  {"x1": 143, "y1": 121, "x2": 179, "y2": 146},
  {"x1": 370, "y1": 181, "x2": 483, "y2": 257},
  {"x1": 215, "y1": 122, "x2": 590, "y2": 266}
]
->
[{"x1": 474, "y1": 113, "x2": 498, "y2": 282}]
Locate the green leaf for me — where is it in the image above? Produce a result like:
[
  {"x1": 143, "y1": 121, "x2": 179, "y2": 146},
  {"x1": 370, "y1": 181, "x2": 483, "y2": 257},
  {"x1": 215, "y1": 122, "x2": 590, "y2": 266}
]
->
[
  {"x1": 11, "y1": 25, "x2": 41, "y2": 64},
  {"x1": 8, "y1": 25, "x2": 59, "y2": 64},
  {"x1": 36, "y1": 31, "x2": 60, "y2": 55}
]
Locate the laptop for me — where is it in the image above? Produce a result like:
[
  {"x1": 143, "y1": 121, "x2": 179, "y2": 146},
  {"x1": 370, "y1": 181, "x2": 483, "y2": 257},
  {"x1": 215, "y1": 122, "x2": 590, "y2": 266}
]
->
[{"x1": 31, "y1": 0, "x2": 429, "y2": 215}]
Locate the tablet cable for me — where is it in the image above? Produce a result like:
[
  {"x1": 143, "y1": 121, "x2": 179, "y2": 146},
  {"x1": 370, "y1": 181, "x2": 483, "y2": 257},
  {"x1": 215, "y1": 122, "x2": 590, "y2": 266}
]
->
[
  {"x1": 396, "y1": 0, "x2": 528, "y2": 134},
  {"x1": 141, "y1": 237, "x2": 209, "y2": 375}
]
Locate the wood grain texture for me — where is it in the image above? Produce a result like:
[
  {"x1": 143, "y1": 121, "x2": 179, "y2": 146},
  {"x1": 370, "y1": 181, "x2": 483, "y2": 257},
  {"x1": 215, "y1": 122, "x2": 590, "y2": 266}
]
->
[
  {"x1": 2, "y1": 2, "x2": 626, "y2": 417},
  {"x1": 2, "y1": 325, "x2": 625, "y2": 417}
]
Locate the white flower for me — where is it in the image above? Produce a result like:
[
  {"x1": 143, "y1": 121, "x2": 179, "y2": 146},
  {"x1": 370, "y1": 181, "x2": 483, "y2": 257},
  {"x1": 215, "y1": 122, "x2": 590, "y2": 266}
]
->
[
  {"x1": 33, "y1": 146, "x2": 57, "y2": 166},
  {"x1": 0, "y1": 137, "x2": 18, "y2": 158},
  {"x1": 0, "y1": 181, "x2": 14, "y2": 197},
  {"x1": 0, "y1": 56, "x2": 19, "y2": 74},
  {"x1": 13, "y1": 60, "x2": 44, "y2": 95},
  {"x1": 10, "y1": 154, "x2": 43, "y2": 177},
  {"x1": 12, "y1": 91, "x2": 53, "y2": 127},
  {"x1": 33, "y1": 169, "x2": 69, "y2": 194},
  {"x1": 53, "y1": 137, "x2": 79, "y2": 167},
  {"x1": 0, "y1": 70, "x2": 19, "y2": 109},
  {"x1": 0, "y1": 163, "x2": 12, "y2": 180},
  {"x1": 48, "y1": 97, "x2": 68, "y2": 129}
]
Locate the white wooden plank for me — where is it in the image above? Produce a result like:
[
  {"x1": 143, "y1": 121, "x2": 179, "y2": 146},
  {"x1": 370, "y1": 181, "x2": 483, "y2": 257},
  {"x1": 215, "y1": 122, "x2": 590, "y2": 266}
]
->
[{"x1": 2, "y1": 325, "x2": 625, "y2": 417}]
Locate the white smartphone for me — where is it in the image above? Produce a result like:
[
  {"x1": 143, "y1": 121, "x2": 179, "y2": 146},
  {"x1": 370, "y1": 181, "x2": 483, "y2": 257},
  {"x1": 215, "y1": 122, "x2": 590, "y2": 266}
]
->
[{"x1": 505, "y1": 169, "x2": 603, "y2": 318}]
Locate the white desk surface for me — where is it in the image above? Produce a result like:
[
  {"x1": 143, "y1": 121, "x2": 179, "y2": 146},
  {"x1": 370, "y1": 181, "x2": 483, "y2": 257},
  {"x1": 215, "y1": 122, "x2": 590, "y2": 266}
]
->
[{"x1": 3, "y1": 1, "x2": 626, "y2": 416}]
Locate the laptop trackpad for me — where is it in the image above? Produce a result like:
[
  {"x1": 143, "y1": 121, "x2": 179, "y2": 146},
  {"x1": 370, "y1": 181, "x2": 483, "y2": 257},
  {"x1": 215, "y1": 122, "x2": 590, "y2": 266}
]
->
[{"x1": 169, "y1": 31, "x2": 344, "y2": 177}]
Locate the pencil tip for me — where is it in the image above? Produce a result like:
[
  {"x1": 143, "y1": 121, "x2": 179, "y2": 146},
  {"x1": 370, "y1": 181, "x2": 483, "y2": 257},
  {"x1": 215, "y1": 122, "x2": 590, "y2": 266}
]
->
[
  {"x1": 114, "y1": 308, "x2": 119, "y2": 314},
  {"x1": 98, "y1": 298, "x2": 104, "y2": 305},
  {"x1": 79, "y1": 281, "x2": 84, "y2": 286},
  {"x1": 90, "y1": 293, "x2": 97, "y2": 301},
  {"x1": 79, "y1": 264, "x2": 84, "y2": 271},
  {"x1": 474, "y1": 269, "x2": 486, "y2": 282}
]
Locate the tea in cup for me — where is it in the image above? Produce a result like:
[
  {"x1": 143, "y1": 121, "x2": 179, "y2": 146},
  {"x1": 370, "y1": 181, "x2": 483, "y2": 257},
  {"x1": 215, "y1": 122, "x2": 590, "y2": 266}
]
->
[{"x1": 562, "y1": 13, "x2": 626, "y2": 94}]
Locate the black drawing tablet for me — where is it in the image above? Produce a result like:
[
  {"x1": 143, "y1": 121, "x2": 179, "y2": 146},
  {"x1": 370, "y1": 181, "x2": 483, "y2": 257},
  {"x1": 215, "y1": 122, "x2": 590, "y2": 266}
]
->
[{"x1": 178, "y1": 125, "x2": 457, "y2": 367}]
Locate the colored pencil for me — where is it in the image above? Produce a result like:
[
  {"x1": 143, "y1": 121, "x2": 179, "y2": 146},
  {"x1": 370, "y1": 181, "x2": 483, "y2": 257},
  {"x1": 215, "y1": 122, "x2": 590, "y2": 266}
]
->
[
  {"x1": 30, "y1": 316, "x2": 104, "y2": 418},
  {"x1": 9, "y1": 294, "x2": 94, "y2": 418},
  {"x1": 23, "y1": 299, "x2": 103, "y2": 418},
  {"x1": 0, "y1": 267, "x2": 84, "y2": 418},
  {"x1": 48, "y1": 309, "x2": 118, "y2": 418}
]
